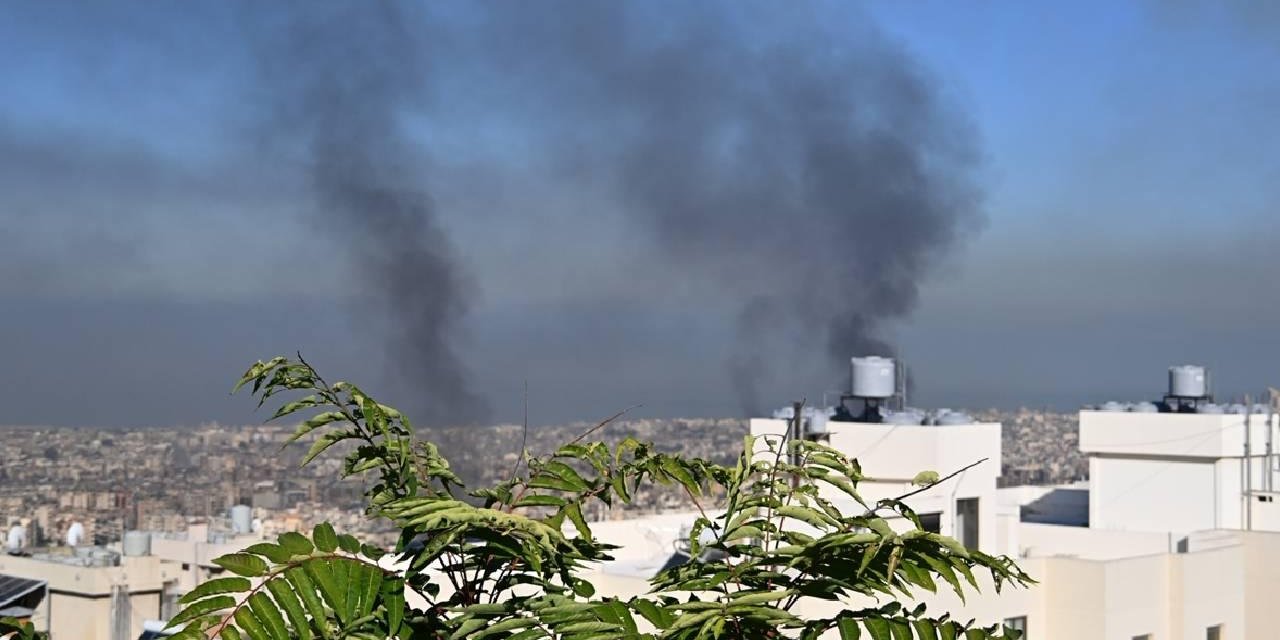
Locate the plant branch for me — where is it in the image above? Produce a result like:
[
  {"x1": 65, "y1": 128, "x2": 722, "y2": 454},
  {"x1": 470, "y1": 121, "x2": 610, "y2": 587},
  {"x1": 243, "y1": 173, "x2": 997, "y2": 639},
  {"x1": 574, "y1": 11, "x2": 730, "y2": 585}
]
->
[{"x1": 864, "y1": 458, "x2": 988, "y2": 517}]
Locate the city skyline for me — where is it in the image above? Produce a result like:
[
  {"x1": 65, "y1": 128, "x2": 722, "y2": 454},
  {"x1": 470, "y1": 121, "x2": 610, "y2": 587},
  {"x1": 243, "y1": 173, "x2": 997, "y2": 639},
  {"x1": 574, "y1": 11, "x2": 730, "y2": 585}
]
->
[{"x1": 3, "y1": 2, "x2": 1279, "y2": 428}]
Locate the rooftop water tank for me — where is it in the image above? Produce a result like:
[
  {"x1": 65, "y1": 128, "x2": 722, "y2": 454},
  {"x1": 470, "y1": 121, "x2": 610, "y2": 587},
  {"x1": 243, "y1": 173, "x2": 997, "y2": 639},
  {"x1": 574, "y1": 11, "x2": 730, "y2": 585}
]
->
[
  {"x1": 1169, "y1": 365, "x2": 1208, "y2": 398},
  {"x1": 937, "y1": 412, "x2": 973, "y2": 426},
  {"x1": 1197, "y1": 403, "x2": 1224, "y2": 414},
  {"x1": 5, "y1": 524, "x2": 25, "y2": 553},
  {"x1": 65, "y1": 521, "x2": 84, "y2": 547},
  {"x1": 230, "y1": 505, "x2": 252, "y2": 535},
  {"x1": 123, "y1": 530, "x2": 151, "y2": 557},
  {"x1": 1130, "y1": 402, "x2": 1159, "y2": 413},
  {"x1": 850, "y1": 357, "x2": 896, "y2": 399},
  {"x1": 806, "y1": 412, "x2": 829, "y2": 435},
  {"x1": 1101, "y1": 401, "x2": 1127, "y2": 412},
  {"x1": 884, "y1": 410, "x2": 925, "y2": 425}
]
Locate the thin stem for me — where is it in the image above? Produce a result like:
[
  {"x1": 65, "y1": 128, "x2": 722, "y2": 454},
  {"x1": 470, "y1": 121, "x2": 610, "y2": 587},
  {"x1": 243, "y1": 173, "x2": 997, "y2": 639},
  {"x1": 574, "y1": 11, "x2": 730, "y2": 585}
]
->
[{"x1": 862, "y1": 458, "x2": 988, "y2": 518}]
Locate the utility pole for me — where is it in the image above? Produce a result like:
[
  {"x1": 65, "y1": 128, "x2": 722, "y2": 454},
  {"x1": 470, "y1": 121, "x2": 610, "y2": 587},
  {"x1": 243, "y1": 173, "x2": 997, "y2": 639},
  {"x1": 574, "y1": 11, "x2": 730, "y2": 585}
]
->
[
  {"x1": 1269, "y1": 388, "x2": 1280, "y2": 491},
  {"x1": 1245, "y1": 394, "x2": 1252, "y2": 530}
]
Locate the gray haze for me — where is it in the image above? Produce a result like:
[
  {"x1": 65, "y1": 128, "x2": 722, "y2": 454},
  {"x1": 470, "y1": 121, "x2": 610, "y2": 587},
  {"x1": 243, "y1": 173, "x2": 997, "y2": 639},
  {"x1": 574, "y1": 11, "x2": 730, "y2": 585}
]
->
[
  {"x1": 243, "y1": 2, "x2": 979, "y2": 419},
  {"x1": 2, "y1": 2, "x2": 1279, "y2": 427},
  {"x1": 248, "y1": 4, "x2": 487, "y2": 425},
  {"x1": 461, "y1": 3, "x2": 982, "y2": 414}
]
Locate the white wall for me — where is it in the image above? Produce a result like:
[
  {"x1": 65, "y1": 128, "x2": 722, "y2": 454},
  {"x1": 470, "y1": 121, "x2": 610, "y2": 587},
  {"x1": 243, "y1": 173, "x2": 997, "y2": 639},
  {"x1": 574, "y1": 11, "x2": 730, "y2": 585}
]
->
[{"x1": 1090, "y1": 456, "x2": 1217, "y2": 533}]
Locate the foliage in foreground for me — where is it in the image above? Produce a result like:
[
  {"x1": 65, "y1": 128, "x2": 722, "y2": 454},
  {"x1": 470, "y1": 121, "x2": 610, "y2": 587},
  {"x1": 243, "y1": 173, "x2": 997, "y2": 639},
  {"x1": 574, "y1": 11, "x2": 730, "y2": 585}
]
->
[
  {"x1": 161, "y1": 355, "x2": 1031, "y2": 639},
  {"x1": 0, "y1": 618, "x2": 39, "y2": 640}
]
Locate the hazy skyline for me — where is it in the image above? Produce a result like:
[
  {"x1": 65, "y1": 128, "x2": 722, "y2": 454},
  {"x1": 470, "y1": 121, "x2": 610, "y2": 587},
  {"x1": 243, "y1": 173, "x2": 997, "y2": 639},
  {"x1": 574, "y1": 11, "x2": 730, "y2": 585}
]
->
[{"x1": 3, "y1": 1, "x2": 1279, "y2": 428}]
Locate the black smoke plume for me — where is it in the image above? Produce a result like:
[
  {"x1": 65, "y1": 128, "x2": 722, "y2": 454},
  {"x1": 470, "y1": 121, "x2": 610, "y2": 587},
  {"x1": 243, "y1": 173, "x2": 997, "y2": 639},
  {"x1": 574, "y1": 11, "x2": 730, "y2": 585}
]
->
[
  {"x1": 456, "y1": 2, "x2": 983, "y2": 412},
  {"x1": 249, "y1": 1, "x2": 980, "y2": 420},
  {"x1": 249, "y1": 4, "x2": 488, "y2": 425}
]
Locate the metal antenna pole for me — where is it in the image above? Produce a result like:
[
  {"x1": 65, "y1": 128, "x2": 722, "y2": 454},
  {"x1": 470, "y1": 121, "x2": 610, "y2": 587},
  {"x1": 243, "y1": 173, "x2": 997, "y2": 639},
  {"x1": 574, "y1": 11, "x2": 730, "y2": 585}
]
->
[{"x1": 1246, "y1": 394, "x2": 1253, "y2": 531}]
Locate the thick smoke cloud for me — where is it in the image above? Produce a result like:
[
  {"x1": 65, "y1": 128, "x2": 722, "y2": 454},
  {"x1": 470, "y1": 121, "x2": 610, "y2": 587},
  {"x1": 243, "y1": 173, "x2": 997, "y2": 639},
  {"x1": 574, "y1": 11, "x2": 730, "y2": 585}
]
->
[
  {"x1": 244, "y1": 2, "x2": 980, "y2": 420},
  {"x1": 448, "y1": 2, "x2": 983, "y2": 413},
  {"x1": 249, "y1": 5, "x2": 489, "y2": 425}
]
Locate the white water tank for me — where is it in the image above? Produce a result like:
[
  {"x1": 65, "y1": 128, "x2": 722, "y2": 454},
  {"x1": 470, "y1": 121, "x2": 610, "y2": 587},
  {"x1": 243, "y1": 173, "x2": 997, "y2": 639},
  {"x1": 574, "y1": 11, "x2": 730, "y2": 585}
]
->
[
  {"x1": 1169, "y1": 365, "x2": 1208, "y2": 398},
  {"x1": 1131, "y1": 402, "x2": 1159, "y2": 413},
  {"x1": 65, "y1": 521, "x2": 85, "y2": 547},
  {"x1": 806, "y1": 412, "x2": 829, "y2": 435},
  {"x1": 123, "y1": 531, "x2": 151, "y2": 556},
  {"x1": 230, "y1": 505, "x2": 252, "y2": 535},
  {"x1": 851, "y1": 356, "x2": 896, "y2": 399},
  {"x1": 6, "y1": 524, "x2": 25, "y2": 553},
  {"x1": 937, "y1": 412, "x2": 973, "y2": 426},
  {"x1": 884, "y1": 410, "x2": 925, "y2": 425}
]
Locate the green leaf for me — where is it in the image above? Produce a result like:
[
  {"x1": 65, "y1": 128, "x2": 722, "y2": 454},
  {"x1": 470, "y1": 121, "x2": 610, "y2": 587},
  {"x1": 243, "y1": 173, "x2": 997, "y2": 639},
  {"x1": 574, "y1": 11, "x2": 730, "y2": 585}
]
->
[
  {"x1": 246, "y1": 543, "x2": 294, "y2": 564},
  {"x1": 278, "y1": 532, "x2": 315, "y2": 557},
  {"x1": 913, "y1": 619, "x2": 941, "y2": 640},
  {"x1": 302, "y1": 430, "x2": 356, "y2": 466},
  {"x1": 564, "y1": 502, "x2": 592, "y2": 541},
  {"x1": 337, "y1": 534, "x2": 361, "y2": 555},
  {"x1": 890, "y1": 618, "x2": 914, "y2": 640},
  {"x1": 572, "y1": 578, "x2": 596, "y2": 598},
  {"x1": 247, "y1": 591, "x2": 290, "y2": 640},
  {"x1": 178, "y1": 577, "x2": 251, "y2": 605},
  {"x1": 661, "y1": 458, "x2": 700, "y2": 495},
  {"x1": 233, "y1": 607, "x2": 271, "y2": 640},
  {"x1": 304, "y1": 561, "x2": 346, "y2": 625},
  {"x1": 265, "y1": 578, "x2": 312, "y2": 640},
  {"x1": 272, "y1": 396, "x2": 319, "y2": 421},
  {"x1": 630, "y1": 598, "x2": 669, "y2": 630},
  {"x1": 168, "y1": 595, "x2": 236, "y2": 629},
  {"x1": 213, "y1": 553, "x2": 268, "y2": 577},
  {"x1": 383, "y1": 579, "x2": 405, "y2": 637},
  {"x1": 514, "y1": 494, "x2": 567, "y2": 508},
  {"x1": 475, "y1": 617, "x2": 536, "y2": 638},
  {"x1": 836, "y1": 618, "x2": 862, "y2": 640},
  {"x1": 776, "y1": 504, "x2": 836, "y2": 529},
  {"x1": 912, "y1": 470, "x2": 941, "y2": 486},
  {"x1": 285, "y1": 568, "x2": 331, "y2": 639},
  {"x1": 728, "y1": 590, "x2": 793, "y2": 605},
  {"x1": 864, "y1": 618, "x2": 892, "y2": 640},
  {"x1": 611, "y1": 474, "x2": 631, "y2": 502},
  {"x1": 940, "y1": 621, "x2": 960, "y2": 640},
  {"x1": 313, "y1": 523, "x2": 339, "y2": 553}
]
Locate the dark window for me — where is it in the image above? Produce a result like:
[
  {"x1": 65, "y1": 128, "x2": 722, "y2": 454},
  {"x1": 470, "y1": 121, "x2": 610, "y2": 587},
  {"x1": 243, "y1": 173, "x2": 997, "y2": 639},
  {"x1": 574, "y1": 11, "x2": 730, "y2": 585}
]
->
[
  {"x1": 956, "y1": 498, "x2": 980, "y2": 550},
  {"x1": 918, "y1": 513, "x2": 942, "y2": 533},
  {"x1": 1003, "y1": 616, "x2": 1026, "y2": 638},
  {"x1": 1207, "y1": 625, "x2": 1222, "y2": 640},
  {"x1": 1132, "y1": 635, "x2": 1151, "y2": 640}
]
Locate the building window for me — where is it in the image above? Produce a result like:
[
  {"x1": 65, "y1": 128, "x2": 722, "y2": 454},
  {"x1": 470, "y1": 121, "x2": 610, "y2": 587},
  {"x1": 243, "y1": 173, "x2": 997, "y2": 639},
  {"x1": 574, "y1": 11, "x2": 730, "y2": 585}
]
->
[
  {"x1": 918, "y1": 513, "x2": 942, "y2": 533},
  {"x1": 1207, "y1": 625, "x2": 1222, "y2": 640},
  {"x1": 956, "y1": 498, "x2": 980, "y2": 550},
  {"x1": 1132, "y1": 635, "x2": 1151, "y2": 640},
  {"x1": 1003, "y1": 616, "x2": 1026, "y2": 638}
]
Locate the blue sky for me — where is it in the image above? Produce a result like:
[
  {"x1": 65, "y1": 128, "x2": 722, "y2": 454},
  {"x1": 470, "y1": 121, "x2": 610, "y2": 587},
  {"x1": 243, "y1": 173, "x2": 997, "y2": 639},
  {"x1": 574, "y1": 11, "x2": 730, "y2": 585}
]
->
[{"x1": 2, "y1": 2, "x2": 1278, "y2": 426}]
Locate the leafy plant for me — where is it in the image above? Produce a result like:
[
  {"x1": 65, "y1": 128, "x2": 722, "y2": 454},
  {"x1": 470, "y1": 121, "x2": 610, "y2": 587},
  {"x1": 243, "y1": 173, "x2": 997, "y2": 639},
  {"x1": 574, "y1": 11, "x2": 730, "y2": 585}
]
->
[
  {"x1": 169, "y1": 355, "x2": 1031, "y2": 639},
  {"x1": 0, "y1": 618, "x2": 40, "y2": 640}
]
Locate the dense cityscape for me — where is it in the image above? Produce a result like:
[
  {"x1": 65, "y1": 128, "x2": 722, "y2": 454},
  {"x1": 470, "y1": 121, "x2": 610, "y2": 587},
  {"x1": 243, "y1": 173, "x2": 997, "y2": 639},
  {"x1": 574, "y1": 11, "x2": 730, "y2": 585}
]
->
[{"x1": 0, "y1": 409, "x2": 1086, "y2": 548}]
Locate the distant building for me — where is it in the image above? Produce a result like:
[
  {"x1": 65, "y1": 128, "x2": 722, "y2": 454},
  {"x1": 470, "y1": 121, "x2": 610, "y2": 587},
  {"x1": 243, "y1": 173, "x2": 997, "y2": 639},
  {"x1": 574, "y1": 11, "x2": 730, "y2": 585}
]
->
[
  {"x1": 577, "y1": 362, "x2": 1280, "y2": 640},
  {"x1": 0, "y1": 516, "x2": 263, "y2": 639}
]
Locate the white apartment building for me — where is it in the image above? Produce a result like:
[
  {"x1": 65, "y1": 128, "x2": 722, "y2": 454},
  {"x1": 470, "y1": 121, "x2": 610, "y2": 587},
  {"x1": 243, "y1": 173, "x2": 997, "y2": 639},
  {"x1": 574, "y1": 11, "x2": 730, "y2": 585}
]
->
[
  {"x1": 9, "y1": 361, "x2": 1280, "y2": 639},
  {"x1": 0, "y1": 516, "x2": 262, "y2": 639},
  {"x1": 582, "y1": 362, "x2": 1280, "y2": 640}
]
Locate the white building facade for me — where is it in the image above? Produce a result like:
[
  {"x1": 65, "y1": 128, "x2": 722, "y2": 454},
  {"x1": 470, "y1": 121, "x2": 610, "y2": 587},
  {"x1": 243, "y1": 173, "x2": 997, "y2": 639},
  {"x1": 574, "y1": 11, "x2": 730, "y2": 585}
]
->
[{"x1": 584, "y1": 384, "x2": 1280, "y2": 640}]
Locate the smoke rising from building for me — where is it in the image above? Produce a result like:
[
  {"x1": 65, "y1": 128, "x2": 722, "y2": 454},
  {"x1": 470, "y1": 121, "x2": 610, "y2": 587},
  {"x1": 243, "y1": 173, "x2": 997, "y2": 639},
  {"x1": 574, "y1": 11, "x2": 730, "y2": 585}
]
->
[
  {"x1": 249, "y1": 4, "x2": 488, "y2": 425},
  {"x1": 247, "y1": 1, "x2": 981, "y2": 421}
]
